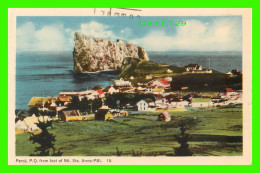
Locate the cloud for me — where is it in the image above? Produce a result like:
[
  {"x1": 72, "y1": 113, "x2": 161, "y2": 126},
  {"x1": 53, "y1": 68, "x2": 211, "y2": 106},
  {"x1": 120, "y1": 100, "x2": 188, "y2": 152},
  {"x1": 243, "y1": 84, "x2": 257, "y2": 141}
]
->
[
  {"x1": 17, "y1": 22, "x2": 71, "y2": 52},
  {"x1": 17, "y1": 18, "x2": 242, "y2": 52},
  {"x1": 81, "y1": 21, "x2": 116, "y2": 40},
  {"x1": 131, "y1": 19, "x2": 242, "y2": 51}
]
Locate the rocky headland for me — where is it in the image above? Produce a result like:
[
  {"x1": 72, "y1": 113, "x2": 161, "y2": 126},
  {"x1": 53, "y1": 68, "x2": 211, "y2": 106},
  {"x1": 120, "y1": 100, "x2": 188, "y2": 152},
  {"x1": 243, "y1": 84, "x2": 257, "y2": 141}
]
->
[{"x1": 73, "y1": 33, "x2": 149, "y2": 72}]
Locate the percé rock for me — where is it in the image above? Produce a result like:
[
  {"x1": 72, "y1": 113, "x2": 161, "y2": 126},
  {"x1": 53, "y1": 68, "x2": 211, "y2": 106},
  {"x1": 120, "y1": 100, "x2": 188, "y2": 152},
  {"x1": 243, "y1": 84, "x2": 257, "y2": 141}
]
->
[{"x1": 73, "y1": 33, "x2": 149, "y2": 72}]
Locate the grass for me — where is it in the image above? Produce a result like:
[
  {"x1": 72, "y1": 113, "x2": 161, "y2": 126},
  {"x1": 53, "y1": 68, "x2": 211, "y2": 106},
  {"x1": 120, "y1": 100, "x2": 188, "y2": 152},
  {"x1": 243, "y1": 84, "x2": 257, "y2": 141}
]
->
[{"x1": 16, "y1": 107, "x2": 242, "y2": 156}]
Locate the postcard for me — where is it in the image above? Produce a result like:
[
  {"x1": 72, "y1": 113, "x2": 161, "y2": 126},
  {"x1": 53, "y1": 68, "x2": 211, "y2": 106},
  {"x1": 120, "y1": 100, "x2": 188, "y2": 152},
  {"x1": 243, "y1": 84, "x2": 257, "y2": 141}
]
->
[{"x1": 8, "y1": 8, "x2": 252, "y2": 165}]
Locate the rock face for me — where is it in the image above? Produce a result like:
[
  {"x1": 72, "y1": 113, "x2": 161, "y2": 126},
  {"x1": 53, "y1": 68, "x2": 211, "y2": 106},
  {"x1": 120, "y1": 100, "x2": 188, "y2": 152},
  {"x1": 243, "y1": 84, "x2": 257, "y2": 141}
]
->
[{"x1": 73, "y1": 33, "x2": 149, "y2": 72}]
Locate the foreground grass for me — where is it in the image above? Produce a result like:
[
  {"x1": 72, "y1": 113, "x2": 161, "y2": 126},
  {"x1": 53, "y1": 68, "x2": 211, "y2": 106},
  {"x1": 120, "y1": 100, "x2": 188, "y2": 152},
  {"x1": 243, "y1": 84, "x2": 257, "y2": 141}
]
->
[{"x1": 16, "y1": 107, "x2": 242, "y2": 156}]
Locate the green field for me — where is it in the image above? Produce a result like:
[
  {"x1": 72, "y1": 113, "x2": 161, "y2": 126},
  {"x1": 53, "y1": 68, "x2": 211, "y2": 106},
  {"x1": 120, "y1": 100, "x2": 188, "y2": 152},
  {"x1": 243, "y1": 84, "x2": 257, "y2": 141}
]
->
[{"x1": 16, "y1": 107, "x2": 242, "y2": 156}]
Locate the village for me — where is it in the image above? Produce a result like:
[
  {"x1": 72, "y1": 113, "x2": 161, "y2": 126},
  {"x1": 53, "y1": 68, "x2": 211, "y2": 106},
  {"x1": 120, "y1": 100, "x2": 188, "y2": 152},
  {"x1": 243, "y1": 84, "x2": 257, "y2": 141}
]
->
[{"x1": 15, "y1": 64, "x2": 243, "y2": 133}]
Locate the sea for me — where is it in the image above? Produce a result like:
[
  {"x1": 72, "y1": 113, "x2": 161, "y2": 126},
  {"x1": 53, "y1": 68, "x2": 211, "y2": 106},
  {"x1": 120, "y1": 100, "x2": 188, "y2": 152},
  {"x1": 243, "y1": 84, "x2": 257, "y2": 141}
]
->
[{"x1": 16, "y1": 51, "x2": 242, "y2": 110}]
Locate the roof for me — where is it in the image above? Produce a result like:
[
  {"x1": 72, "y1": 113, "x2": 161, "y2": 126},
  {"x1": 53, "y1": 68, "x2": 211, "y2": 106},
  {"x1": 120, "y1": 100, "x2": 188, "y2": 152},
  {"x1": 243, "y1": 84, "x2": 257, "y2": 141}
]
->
[
  {"x1": 96, "y1": 89, "x2": 104, "y2": 95},
  {"x1": 99, "y1": 105, "x2": 111, "y2": 110},
  {"x1": 137, "y1": 99, "x2": 154, "y2": 104},
  {"x1": 58, "y1": 96, "x2": 72, "y2": 102},
  {"x1": 28, "y1": 97, "x2": 52, "y2": 107},
  {"x1": 159, "y1": 111, "x2": 170, "y2": 116},
  {"x1": 63, "y1": 110, "x2": 81, "y2": 117},
  {"x1": 226, "y1": 88, "x2": 235, "y2": 92},
  {"x1": 158, "y1": 78, "x2": 170, "y2": 86}
]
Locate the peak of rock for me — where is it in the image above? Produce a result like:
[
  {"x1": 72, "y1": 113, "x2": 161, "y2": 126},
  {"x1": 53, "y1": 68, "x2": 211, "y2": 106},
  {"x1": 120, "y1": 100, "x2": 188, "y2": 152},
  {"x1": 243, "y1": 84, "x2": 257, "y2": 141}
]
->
[{"x1": 73, "y1": 33, "x2": 149, "y2": 72}]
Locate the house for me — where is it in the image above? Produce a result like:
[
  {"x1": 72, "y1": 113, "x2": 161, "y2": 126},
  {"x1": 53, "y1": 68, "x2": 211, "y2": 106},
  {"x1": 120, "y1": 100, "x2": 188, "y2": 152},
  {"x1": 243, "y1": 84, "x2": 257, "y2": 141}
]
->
[
  {"x1": 165, "y1": 77, "x2": 172, "y2": 82},
  {"x1": 111, "y1": 109, "x2": 128, "y2": 117},
  {"x1": 190, "y1": 98, "x2": 213, "y2": 108},
  {"x1": 17, "y1": 115, "x2": 39, "y2": 132},
  {"x1": 57, "y1": 96, "x2": 72, "y2": 106},
  {"x1": 225, "y1": 69, "x2": 242, "y2": 78},
  {"x1": 113, "y1": 78, "x2": 132, "y2": 87},
  {"x1": 17, "y1": 114, "x2": 52, "y2": 132},
  {"x1": 148, "y1": 78, "x2": 171, "y2": 88},
  {"x1": 185, "y1": 64, "x2": 202, "y2": 72},
  {"x1": 137, "y1": 83, "x2": 147, "y2": 87},
  {"x1": 169, "y1": 101, "x2": 189, "y2": 108},
  {"x1": 158, "y1": 112, "x2": 171, "y2": 122},
  {"x1": 61, "y1": 110, "x2": 82, "y2": 122},
  {"x1": 82, "y1": 114, "x2": 95, "y2": 121},
  {"x1": 145, "y1": 75, "x2": 153, "y2": 79},
  {"x1": 28, "y1": 97, "x2": 56, "y2": 111},
  {"x1": 59, "y1": 91, "x2": 80, "y2": 97},
  {"x1": 15, "y1": 120, "x2": 28, "y2": 131},
  {"x1": 167, "y1": 69, "x2": 173, "y2": 73},
  {"x1": 95, "y1": 105, "x2": 113, "y2": 120},
  {"x1": 28, "y1": 97, "x2": 49, "y2": 108},
  {"x1": 153, "y1": 87, "x2": 165, "y2": 94},
  {"x1": 136, "y1": 100, "x2": 156, "y2": 111},
  {"x1": 103, "y1": 86, "x2": 119, "y2": 94},
  {"x1": 95, "y1": 89, "x2": 105, "y2": 98},
  {"x1": 136, "y1": 86, "x2": 146, "y2": 92},
  {"x1": 130, "y1": 76, "x2": 135, "y2": 80},
  {"x1": 226, "y1": 88, "x2": 237, "y2": 96}
]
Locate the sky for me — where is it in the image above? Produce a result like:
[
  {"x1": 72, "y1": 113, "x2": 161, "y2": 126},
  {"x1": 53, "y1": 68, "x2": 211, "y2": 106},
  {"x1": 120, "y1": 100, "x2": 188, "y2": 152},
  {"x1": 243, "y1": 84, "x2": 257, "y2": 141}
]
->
[{"x1": 16, "y1": 16, "x2": 242, "y2": 52}]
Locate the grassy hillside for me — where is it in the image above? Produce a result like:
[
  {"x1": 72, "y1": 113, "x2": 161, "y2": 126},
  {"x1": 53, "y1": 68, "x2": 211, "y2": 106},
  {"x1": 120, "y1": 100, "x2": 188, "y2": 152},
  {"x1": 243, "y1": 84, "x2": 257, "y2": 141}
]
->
[
  {"x1": 16, "y1": 107, "x2": 242, "y2": 156},
  {"x1": 118, "y1": 57, "x2": 242, "y2": 92}
]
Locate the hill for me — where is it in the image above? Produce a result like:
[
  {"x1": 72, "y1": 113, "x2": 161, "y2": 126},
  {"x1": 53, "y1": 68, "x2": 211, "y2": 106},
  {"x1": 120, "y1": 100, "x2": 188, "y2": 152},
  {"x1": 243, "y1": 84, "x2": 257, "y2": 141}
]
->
[{"x1": 118, "y1": 57, "x2": 242, "y2": 92}]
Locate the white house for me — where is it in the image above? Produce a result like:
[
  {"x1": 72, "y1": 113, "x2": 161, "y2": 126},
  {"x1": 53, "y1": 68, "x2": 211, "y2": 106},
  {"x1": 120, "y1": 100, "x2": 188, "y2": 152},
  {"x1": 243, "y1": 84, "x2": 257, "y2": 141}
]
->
[
  {"x1": 145, "y1": 75, "x2": 153, "y2": 79},
  {"x1": 136, "y1": 100, "x2": 156, "y2": 111},
  {"x1": 108, "y1": 86, "x2": 119, "y2": 94},
  {"x1": 113, "y1": 78, "x2": 132, "y2": 87},
  {"x1": 167, "y1": 69, "x2": 173, "y2": 73}
]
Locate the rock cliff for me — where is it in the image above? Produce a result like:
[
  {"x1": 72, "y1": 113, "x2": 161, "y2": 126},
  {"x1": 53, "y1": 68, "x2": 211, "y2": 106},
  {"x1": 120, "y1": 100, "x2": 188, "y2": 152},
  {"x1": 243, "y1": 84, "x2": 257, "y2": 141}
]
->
[{"x1": 73, "y1": 33, "x2": 149, "y2": 72}]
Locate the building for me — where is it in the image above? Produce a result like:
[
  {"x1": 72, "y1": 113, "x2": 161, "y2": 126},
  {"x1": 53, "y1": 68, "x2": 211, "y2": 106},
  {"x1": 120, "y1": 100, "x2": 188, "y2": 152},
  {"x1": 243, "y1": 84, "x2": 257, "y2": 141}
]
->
[
  {"x1": 130, "y1": 76, "x2": 135, "y2": 80},
  {"x1": 145, "y1": 75, "x2": 153, "y2": 79},
  {"x1": 103, "y1": 86, "x2": 119, "y2": 94},
  {"x1": 167, "y1": 69, "x2": 173, "y2": 73},
  {"x1": 136, "y1": 100, "x2": 156, "y2": 111},
  {"x1": 113, "y1": 78, "x2": 132, "y2": 87},
  {"x1": 95, "y1": 105, "x2": 113, "y2": 120},
  {"x1": 169, "y1": 101, "x2": 189, "y2": 108},
  {"x1": 158, "y1": 112, "x2": 171, "y2": 122},
  {"x1": 226, "y1": 88, "x2": 237, "y2": 96},
  {"x1": 111, "y1": 110, "x2": 128, "y2": 117},
  {"x1": 61, "y1": 110, "x2": 82, "y2": 122},
  {"x1": 185, "y1": 64, "x2": 202, "y2": 72},
  {"x1": 148, "y1": 78, "x2": 171, "y2": 88},
  {"x1": 57, "y1": 96, "x2": 72, "y2": 106}
]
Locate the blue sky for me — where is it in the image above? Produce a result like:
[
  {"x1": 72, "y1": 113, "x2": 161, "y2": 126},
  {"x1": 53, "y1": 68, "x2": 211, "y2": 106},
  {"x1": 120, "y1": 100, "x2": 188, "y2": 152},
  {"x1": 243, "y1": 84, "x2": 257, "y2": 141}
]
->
[{"x1": 16, "y1": 16, "x2": 242, "y2": 52}]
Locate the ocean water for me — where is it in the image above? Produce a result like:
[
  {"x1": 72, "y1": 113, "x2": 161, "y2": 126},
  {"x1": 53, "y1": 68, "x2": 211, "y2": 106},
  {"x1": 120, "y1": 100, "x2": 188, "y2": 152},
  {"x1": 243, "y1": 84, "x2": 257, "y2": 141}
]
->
[{"x1": 16, "y1": 51, "x2": 242, "y2": 110}]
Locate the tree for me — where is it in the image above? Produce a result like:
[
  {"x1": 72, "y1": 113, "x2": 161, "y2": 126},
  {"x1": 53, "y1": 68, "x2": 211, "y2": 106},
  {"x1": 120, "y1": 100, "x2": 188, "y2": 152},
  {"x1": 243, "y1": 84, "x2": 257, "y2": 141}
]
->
[
  {"x1": 92, "y1": 98, "x2": 103, "y2": 112},
  {"x1": 67, "y1": 96, "x2": 80, "y2": 110},
  {"x1": 79, "y1": 97, "x2": 91, "y2": 112},
  {"x1": 105, "y1": 93, "x2": 118, "y2": 109},
  {"x1": 92, "y1": 85, "x2": 102, "y2": 90},
  {"x1": 29, "y1": 120, "x2": 62, "y2": 156},
  {"x1": 174, "y1": 121, "x2": 192, "y2": 156},
  {"x1": 28, "y1": 107, "x2": 40, "y2": 116}
]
